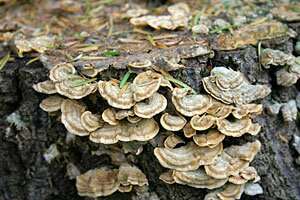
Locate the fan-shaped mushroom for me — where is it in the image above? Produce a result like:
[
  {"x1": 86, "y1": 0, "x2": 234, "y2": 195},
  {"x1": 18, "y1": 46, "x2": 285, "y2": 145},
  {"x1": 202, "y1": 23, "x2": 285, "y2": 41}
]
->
[
  {"x1": 172, "y1": 87, "x2": 212, "y2": 117},
  {"x1": 193, "y1": 130, "x2": 225, "y2": 148},
  {"x1": 61, "y1": 99, "x2": 89, "y2": 136},
  {"x1": 202, "y1": 67, "x2": 271, "y2": 105},
  {"x1": 154, "y1": 142, "x2": 223, "y2": 171},
  {"x1": 132, "y1": 70, "x2": 161, "y2": 102},
  {"x1": 98, "y1": 81, "x2": 135, "y2": 109},
  {"x1": 49, "y1": 62, "x2": 76, "y2": 82},
  {"x1": 76, "y1": 167, "x2": 120, "y2": 197},
  {"x1": 118, "y1": 163, "x2": 148, "y2": 187},
  {"x1": 33, "y1": 80, "x2": 57, "y2": 94},
  {"x1": 39, "y1": 95, "x2": 64, "y2": 112},
  {"x1": 102, "y1": 108, "x2": 119, "y2": 125},
  {"x1": 163, "y1": 134, "x2": 185, "y2": 149},
  {"x1": 160, "y1": 113, "x2": 187, "y2": 131},
  {"x1": 81, "y1": 111, "x2": 104, "y2": 132},
  {"x1": 134, "y1": 93, "x2": 167, "y2": 118},
  {"x1": 190, "y1": 115, "x2": 216, "y2": 131},
  {"x1": 205, "y1": 140, "x2": 261, "y2": 179},
  {"x1": 90, "y1": 119, "x2": 159, "y2": 144},
  {"x1": 56, "y1": 79, "x2": 96, "y2": 99},
  {"x1": 216, "y1": 118, "x2": 261, "y2": 137},
  {"x1": 172, "y1": 168, "x2": 228, "y2": 189}
]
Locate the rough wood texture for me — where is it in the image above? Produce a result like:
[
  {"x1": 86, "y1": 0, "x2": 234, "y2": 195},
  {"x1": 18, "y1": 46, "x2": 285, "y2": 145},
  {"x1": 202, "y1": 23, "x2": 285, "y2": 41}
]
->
[{"x1": 0, "y1": 41, "x2": 299, "y2": 200}]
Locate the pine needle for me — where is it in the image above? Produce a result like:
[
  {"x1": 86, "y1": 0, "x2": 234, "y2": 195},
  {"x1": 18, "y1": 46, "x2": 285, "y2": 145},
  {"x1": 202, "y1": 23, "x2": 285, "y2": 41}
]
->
[
  {"x1": 0, "y1": 51, "x2": 11, "y2": 70},
  {"x1": 119, "y1": 71, "x2": 131, "y2": 88},
  {"x1": 166, "y1": 77, "x2": 197, "y2": 94}
]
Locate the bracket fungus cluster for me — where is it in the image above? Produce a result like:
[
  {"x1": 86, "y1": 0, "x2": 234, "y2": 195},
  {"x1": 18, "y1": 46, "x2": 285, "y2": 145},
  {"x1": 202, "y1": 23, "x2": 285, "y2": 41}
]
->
[
  {"x1": 261, "y1": 48, "x2": 300, "y2": 87},
  {"x1": 33, "y1": 61, "x2": 269, "y2": 199},
  {"x1": 129, "y1": 3, "x2": 191, "y2": 30}
]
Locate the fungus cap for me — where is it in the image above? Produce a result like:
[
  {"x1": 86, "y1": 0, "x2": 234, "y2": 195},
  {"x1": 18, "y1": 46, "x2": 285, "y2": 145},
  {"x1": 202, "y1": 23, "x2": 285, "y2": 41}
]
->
[
  {"x1": 172, "y1": 168, "x2": 228, "y2": 189},
  {"x1": 49, "y1": 62, "x2": 76, "y2": 82},
  {"x1": 81, "y1": 111, "x2": 104, "y2": 132},
  {"x1": 56, "y1": 79, "x2": 96, "y2": 99},
  {"x1": 160, "y1": 113, "x2": 187, "y2": 131},
  {"x1": 90, "y1": 119, "x2": 159, "y2": 144},
  {"x1": 33, "y1": 80, "x2": 57, "y2": 94},
  {"x1": 172, "y1": 87, "x2": 212, "y2": 117},
  {"x1": 76, "y1": 167, "x2": 120, "y2": 197},
  {"x1": 193, "y1": 130, "x2": 225, "y2": 148},
  {"x1": 154, "y1": 142, "x2": 223, "y2": 171},
  {"x1": 132, "y1": 70, "x2": 162, "y2": 102},
  {"x1": 102, "y1": 108, "x2": 119, "y2": 125},
  {"x1": 134, "y1": 92, "x2": 167, "y2": 118},
  {"x1": 190, "y1": 115, "x2": 216, "y2": 131},
  {"x1": 118, "y1": 163, "x2": 149, "y2": 186},
  {"x1": 60, "y1": 99, "x2": 89, "y2": 136},
  {"x1": 98, "y1": 80, "x2": 135, "y2": 109},
  {"x1": 216, "y1": 118, "x2": 261, "y2": 137},
  {"x1": 163, "y1": 134, "x2": 185, "y2": 149},
  {"x1": 204, "y1": 140, "x2": 261, "y2": 179},
  {"x1": 183, "y1": 122, "x2": 197, "y2": 138},
  {"x1": 39, "y1": 95, "x2": 64, "y2": 112}
]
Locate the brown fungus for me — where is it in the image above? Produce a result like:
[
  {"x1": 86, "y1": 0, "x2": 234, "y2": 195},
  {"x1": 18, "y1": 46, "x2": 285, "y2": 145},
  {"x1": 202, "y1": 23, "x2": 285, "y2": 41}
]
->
[
  {"x1": 33, "y1": 80, "x2": 57, "y2": 94},
  {"x1": 231, "y1": 104, "x2": 262, "y2": 119},
  {"x1": 202, "y1": 67, "x2": 271, "y2": 105},
  {"x1": 134, "y1": 92, "x2": 167, "y2": 118},
  {"x1": 206, "y1": 100, "x2": 233, "y2": 119},
  {"x1": 55, "y1": 79, "x2": 97, "y2": 99},
  {"x1": 172, "y1": 87, "x2": 212, "y2": 117},
  {"x1": 132, "y1": 70, "x2": 162, "y2": 102},
  {"x1": 61, "y1": 99, "x2": 89, "y2": 136},
  {"x1": 81, "y1": 111, "x2": 104, "y2": 132},
  {"x1": 193, "y1": 130, "x2": 225, "y2": 148},
  {"x1": 98, "y1": 80, "x2": 135, "y2": 109},
  {"x1": 205, "y1": 140, "x2": 261, "y2": 179},
  {"x1": 172, "y1": 168, "x2": 228, "y2": 189},
  {"x1": 216, "y1": 118, "x2": 261, "y2": 137},
  {"x1": 49, "y1": 62, "x2": 76, "y2": 83},
  {"x1": 118, "y1": 163, "x2": 149, "y2": 187},
  {"x1": 76, "y1": 167, "x2": 120, "y2": 197},
  {"x1": 102, "y1": 108, "x2": 119, "y2": 125},
  {"x1": 183, "y1": 122, "x2": 197, "y2": 138},
  {"x1": 190, "y1": 115, "x2": 216, "y2": 131},
  {"x1": 39, "y1": 95, "x2": 64, "y2": 112},
  {"x1": 160, "y1": 113, "x2": 187, "y2": 131},
  {"x1": 154, "y1": 142, "x2": 223, "y2": 171},
  {"x1": 163, "y1": 134, "x2": 185, "y2": 149},
  {"x1": 89, "y1": 119, "x2": 159, "y2": 144}
]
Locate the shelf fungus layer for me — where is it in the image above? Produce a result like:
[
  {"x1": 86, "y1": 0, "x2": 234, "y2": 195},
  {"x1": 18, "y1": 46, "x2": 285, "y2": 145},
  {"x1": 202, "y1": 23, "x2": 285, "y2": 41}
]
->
[
  {"x1": 118, "y1": 163, "x2": 149, "y2": 187},
  {"x1": 134, "y1": 92, "x2": 167, "y2": 118},
  {"x1": 154, "y1": 142, "x2": 223, "y2": 171},
  {"x1": 61, "y1": 99, "x2": 89, "y2": 136},
  {"x1": 216, "y1": 118, "x2": 261, "y2": 137},
  {"x1": 39, "y1": 95, "x2": 64, "y2": 112},
  {"x1": 76, "y1": 167, "x2": 120, "y2": 198},
  {"x1": 98, "y1": 81, "x2": 135, "y2": 109},
  {"x1": 205, "y1": 140, "x2": 261, "y2": 179},
  {"x1": 172, "y1": 168, "x2": 228, "y2": 189},
  {"x1": 202, "y1": 67, "x2": 271, "y2": 105},
  {"x1": 33, "y1": 80, "x2": 57, "y2": 94},
  {"x1": 172, "y1": 87, "x2": 212, "y2": 117},
  {"x1": 132, "y1": 70, "x2": 162, "y2": 102},
  {"x1": 56, "y1": 79, "x2": 97, "y2": 99},
  {"x1": 160, "y1": 113, "x2": 187, "y2": 131},
  {"x1": 49, "y1": 62, "x2": 77, "y2": 83},
  {"x1": 89, "y1": 119, "x2": 159, "y2": 144}
]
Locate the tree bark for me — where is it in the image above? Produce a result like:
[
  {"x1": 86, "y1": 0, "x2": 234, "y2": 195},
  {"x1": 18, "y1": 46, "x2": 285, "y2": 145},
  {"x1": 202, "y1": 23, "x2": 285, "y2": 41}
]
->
[{"x1": 0, "y1": 38, "x2": 299, "y2": 200}]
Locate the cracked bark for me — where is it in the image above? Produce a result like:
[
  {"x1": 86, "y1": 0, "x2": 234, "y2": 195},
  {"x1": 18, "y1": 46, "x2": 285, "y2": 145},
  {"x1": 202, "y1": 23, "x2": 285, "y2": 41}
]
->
[{"x1": 0, "y1": 41, "x2": 299, "y2": 200}]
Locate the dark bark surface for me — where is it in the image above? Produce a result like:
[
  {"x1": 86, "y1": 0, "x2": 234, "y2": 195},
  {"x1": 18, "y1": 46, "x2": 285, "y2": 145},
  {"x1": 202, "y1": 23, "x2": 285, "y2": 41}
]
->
[{"x1": 0, "y1": 39, "x2": 299, "y2": 200}]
